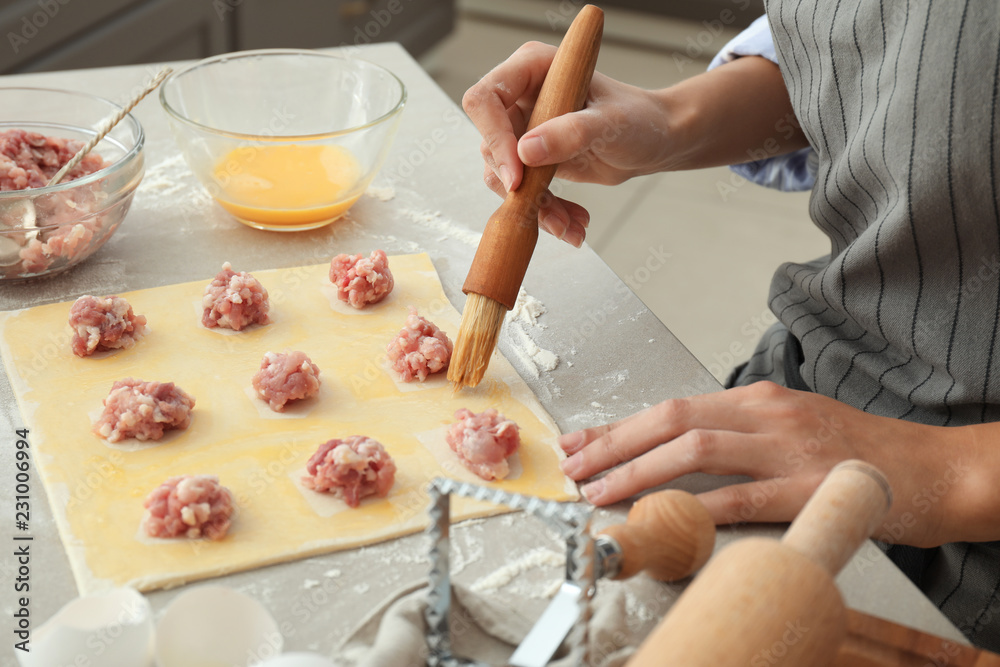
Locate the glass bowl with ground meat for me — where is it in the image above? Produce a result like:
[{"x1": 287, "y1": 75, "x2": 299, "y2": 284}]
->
[{"x1": 0, "y1": 87, "x2": 145, "y2": 282}]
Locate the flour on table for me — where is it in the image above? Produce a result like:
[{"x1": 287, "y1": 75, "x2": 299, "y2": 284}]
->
[
  {"x1": 401, "y1": 209, "x2": 481, "y2": 247},
  {"x1": 504, "y1": 288, "x2": 559, "y2": 378},
  {"x1": 624, "y1": 589, "x2": 660, "y2": 624},
  {"x1": 450, "y1": 525, "x2": 486, "y2": 576},
  {"x1": 368, "y1": 233, "x2": 421, "y2": 254},
  {"x1": 508, "y1": 288, "x2": 548, "y2": 328},
  {"x1": 135, "y1": 155, "x2": 210, "y2": 209},
  {"x1": 470, "y1": 547, "x2": 563, "y2": 594},
  {"x1": 366, "y1": 185, "x2": 396, "y2": 202}
]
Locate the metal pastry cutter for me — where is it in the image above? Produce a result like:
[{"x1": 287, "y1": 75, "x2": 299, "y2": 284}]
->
[{"x1": 424, "y1": 477, "x2": 603, "y2": 667}]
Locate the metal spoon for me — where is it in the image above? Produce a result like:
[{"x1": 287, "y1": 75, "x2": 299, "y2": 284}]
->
[{"x1": 0, "y1": 67, "x2": 173, "y2": 267}]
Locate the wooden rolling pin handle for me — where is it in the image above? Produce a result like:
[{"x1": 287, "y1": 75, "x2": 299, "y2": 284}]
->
[
  {"x1": 783, "y1": 460, "x2": 893, "y2": 576},
  {"x1": 599, "y1": 489, "x2": 716, "y2": 582},
  {"x1": 461, "y1": 5, "x2": 604, "y2": 309}
]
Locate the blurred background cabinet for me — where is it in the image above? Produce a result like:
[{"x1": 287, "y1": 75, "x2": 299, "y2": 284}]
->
[
  {"x1": 601, "y1": 0, "x2": 764, "y2": 26},
  {"x1": 0, "y1": 0, "x2": 455, "y2": 74},
  {"x1": 0, "y1": 0, "x2": 760, "y2": 75}
]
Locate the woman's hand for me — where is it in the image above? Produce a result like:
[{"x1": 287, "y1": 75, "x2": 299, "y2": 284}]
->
[
  {"x1": 463, "y1": 41, "x2": 809, "y2": 247},
  {"x1": 463, "y1": 41, "x2": 674, "y2": 247},
  {"x1": 559, "y1": 381, "x2": 991, "y2": 548}
]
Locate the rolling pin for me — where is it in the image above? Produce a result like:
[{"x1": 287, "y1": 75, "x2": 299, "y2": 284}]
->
[
  {"x1": 626, "y1": 460, "x2": 893, "y2": 667},
  {"x1": 594, "y1": 468, "x2": 1000, "y2": 665}
]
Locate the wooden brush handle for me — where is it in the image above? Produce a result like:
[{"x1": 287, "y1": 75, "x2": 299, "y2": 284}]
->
[
  {"x1": 462, "y1": 5, "x2": 604, "y2": 309},
  {"x1": 600, "y1": 489, "x2": 716, "y2": 581},
  {"x1": 782, "y1": 460, "x2": 893, "y2": 576}
]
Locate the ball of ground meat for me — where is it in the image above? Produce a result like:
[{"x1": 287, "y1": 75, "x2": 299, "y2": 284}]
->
[
  {"x1": 69, "y1": 295, "x2": 148, "y2": 358},
  {"x1": 201, "y1": 262, "x2": 271, "y2": 330},
  {"x1": 386, "y1": 307, "x2": 453, "y2": 382},
  {"x1": 446, "y1": 408, "x2": 520, "y2": 481},
  {"x1": 302, "y1": 436, "x2": 396, "y2": 508},
  {"x1": 93, "y1": 378, "x2": 195, "y2": 443},
  {"x1": 252, "y1": 351, "x2": 322, "y2": 411},
  {"x1": 329, "y1": 249, "x2": 394, "y2": 308},
  {"x1": 142, "y1": 475, "x2": 234, "y2": 540}
]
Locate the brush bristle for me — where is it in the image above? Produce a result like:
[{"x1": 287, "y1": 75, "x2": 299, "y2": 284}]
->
[{"x1": 448, "y1": 293, "x2": 507, "y2": 389}]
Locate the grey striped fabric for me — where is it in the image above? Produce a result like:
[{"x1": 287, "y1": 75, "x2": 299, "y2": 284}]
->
[{"x1": 747, "y1": 0, "x2": 1000, "y2": 649}]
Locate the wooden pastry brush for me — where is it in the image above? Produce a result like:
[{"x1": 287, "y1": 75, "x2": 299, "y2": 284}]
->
[{"x1": 448, "y1": 5, "x2": 604, "y2": 389}]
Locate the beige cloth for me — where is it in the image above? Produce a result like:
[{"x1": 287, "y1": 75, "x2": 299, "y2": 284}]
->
[{"x1": 334, "y1": 578, "x2": 683, "y2": 666}]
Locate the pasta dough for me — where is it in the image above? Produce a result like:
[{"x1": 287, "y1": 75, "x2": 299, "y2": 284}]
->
[{"x1": 0, "y1": 253, "x2": 576, "y2": 594}]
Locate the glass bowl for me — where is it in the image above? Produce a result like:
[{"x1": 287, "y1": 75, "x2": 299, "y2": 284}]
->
[
  {"x1": 0, "y1": 87, "x2": 145, "y2": 282},
  {"x1": 160, "y1": 49, "x2": 406, "y2": 232}
]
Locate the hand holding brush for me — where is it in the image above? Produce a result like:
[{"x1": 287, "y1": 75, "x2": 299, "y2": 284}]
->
[{"x1": 448, "y1": 4, "x2": 604, "y2": 389}]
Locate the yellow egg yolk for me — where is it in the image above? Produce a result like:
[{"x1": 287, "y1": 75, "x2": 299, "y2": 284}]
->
[{"x1": 212, "y1": 144, "x2": 362, "y2": 228}]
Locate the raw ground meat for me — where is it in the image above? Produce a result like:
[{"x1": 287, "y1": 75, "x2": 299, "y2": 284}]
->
[
  {"x1": 0, "y1": 129, "x2": 107, "y2": 191},
  {"x1": 69, "y1": 294, "x2": 147, "y2": 357},
  {"x1": 329, "y1": 249, "x2": 394, "y2": 308},
  {"x1": 93, "y1": 378, "x2": 195, "y2": 443},
  {"x1": 446, "y1": 408, "x2": 520, "y2": 481},
  {"x1": 0, "y1": 130, "x2": 114, "y2": 279},
  {"x1": 302, "y1": 435, "x2": 396, "y2": 508},
  {"x1": 252, "y1": 350, "x2": 321, "y2": 411},
  {"x1": 142, "y1": 475, "x2": 234, "y2": 540},
  {"x1": 201, "y1": 262, "x2": 271, "y2": 330},
  {"x1": 386, "y1": 307, "x2": 453, "y2": 382}
]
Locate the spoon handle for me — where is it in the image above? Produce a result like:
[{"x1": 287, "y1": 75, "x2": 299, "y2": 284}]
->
[{"x1": 47, "y1": 66, "x2": 173, "y2": 187}]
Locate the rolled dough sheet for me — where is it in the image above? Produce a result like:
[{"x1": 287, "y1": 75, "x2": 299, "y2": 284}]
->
[{"x1": 0, "y1": 253, "x2": 577, "y2": 594}]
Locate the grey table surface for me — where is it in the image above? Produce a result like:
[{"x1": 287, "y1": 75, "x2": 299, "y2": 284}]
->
[{"x1": 0, "y1": 43, "x2": 967, "y2": 664}]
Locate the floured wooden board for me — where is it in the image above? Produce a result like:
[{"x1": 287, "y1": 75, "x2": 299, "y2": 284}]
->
[{"x1": 0, "y1": 253, "x2": 577, "y2": 594}]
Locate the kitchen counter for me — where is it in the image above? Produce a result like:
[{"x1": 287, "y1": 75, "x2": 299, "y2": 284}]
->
[{"x1": 0, "y1": 43, "x2": 967, "y2": 662}]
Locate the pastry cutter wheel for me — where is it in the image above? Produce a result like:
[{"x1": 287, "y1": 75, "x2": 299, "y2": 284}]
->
[{"x1": 424, "y1": 478, "x2": 717, "y2": 666}]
